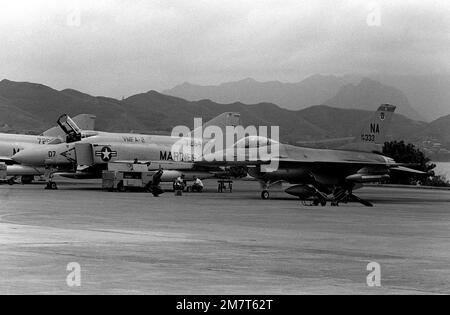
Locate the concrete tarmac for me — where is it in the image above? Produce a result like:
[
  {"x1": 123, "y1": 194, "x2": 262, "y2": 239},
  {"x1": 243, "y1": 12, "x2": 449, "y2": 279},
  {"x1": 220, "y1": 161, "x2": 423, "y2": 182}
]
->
[{"x1": 0, "y1": 179, "x2": 449, "y2": 294}]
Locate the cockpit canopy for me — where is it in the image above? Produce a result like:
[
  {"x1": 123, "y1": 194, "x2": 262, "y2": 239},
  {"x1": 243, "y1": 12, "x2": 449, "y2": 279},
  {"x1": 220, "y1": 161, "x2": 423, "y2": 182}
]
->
[
  {"x1": 81, "y1": 130, "x2": 99, "y2": 139},
  {"x1": 57, "y1": 114, "x2": 82, "y2": 143},
  {"x1": 233, "y1": 136, "x2": 279, "y2": 149}
]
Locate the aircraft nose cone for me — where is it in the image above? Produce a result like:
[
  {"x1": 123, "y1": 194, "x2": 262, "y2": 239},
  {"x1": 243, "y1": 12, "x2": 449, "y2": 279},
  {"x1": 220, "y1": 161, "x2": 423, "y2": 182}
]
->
[{"x1": 12, "y1": 148, "x2": 47, "y2": 165}]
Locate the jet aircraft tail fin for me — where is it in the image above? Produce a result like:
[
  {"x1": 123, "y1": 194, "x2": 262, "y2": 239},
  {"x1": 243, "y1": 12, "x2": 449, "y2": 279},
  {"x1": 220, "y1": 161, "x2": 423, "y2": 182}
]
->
[
  {"x1": 340, "y1": 104, "x2": 396, "y2": 153},
  {"x1": 190, "y1": 112, "x2": 241, "y2": 139},
  {"x1": 71, "y1": 114, "x2": 96, "y2": 131}
]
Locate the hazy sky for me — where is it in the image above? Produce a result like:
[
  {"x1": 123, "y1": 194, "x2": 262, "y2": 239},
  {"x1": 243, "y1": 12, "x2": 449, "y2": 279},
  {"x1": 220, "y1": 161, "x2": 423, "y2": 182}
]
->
[{"x1": 1, "y1": 0, "x2": 449, "y2": 98}]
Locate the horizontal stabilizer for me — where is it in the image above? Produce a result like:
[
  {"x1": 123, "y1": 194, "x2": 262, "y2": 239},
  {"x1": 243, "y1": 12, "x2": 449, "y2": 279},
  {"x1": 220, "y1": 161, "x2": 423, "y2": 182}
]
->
[{"x1": 391, "y1": 166, "x2": 427, "y2": 175}]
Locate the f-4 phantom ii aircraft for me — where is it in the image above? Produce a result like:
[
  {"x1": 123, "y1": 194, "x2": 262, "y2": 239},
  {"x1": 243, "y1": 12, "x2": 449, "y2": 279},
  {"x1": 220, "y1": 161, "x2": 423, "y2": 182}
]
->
[
  {"x1": 12, "y1": 112, "x2": 241, "y2": 189},
  {"x1": 202, "y1": 104, "x2": 425, "y2": 207},
  {"x1": 0, "y1": 114, "x2": 96, "y2": 184}
]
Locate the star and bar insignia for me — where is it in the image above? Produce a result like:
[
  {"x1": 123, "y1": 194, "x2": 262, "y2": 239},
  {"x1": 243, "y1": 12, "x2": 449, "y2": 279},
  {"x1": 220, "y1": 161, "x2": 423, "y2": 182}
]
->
[{"x1": 95, "y1": 146, "x2": 118, "y2": 162}]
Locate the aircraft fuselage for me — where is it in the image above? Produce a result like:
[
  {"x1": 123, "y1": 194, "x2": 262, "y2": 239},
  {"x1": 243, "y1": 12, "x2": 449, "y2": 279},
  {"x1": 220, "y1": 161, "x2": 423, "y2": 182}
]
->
[{"x1": 247, "y1": 143, "x2": 392, "y2": 186}]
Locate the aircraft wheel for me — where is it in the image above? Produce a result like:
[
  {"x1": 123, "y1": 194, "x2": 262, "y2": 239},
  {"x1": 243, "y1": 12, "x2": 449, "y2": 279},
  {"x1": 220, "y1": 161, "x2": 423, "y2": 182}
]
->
[
  {"x1": 261, "y1": 190, "x2": 270, "y2": 200},
  {"x1": 21, "y1": 176, "x2": 34, "y2": 185},
  {"x1": 46, "y1": 182, "x2": 57, "y2": 190},
  {"x1": 117, "y1": 181, "x2": 126, "y2": 192}
]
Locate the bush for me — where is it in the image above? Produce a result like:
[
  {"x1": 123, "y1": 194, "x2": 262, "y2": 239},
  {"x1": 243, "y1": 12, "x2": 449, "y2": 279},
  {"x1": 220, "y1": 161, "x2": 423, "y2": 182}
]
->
[
  {"x1": 382, "y1": 141, "x2": 448, "y2": 186},
  {"x1": 421, "y1": 175, "x2": 450, "y2": 187}
]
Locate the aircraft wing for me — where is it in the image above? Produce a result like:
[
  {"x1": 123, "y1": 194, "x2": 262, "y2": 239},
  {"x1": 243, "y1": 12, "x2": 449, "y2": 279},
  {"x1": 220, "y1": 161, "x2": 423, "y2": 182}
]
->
[
  {"x1": 0, "y1": 156, "x2": 16, "y2": 164},
  {"x1": 200, "y1": 156, "x2": 397, "y2": 167},
  {"x1": 275, "y1": 158, "x2": 426, "y2": 172},
  {"x1": 198, "y1": 156, "x2": 427, "y2": 176}
]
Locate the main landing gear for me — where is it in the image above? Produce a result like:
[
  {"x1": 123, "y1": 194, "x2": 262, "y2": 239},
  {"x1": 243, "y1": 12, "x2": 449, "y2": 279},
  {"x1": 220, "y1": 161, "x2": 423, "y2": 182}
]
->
[
  {"x1": 299, "y1": 184, "x2": 328, "y2": 207},
  {"x1": 289, "y1": 182, "x2": 374, "y2": 207},
  {"x1": 7, "y1": 177, "x2": 18, "y2": 185},
  {"x1": 331, "y1": 186, "x2": 373, "y2": 207}
]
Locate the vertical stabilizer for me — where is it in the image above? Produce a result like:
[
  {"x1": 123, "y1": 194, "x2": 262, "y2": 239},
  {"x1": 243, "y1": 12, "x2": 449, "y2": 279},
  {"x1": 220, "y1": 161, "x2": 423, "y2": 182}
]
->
[
  {"x1": 191, "y1": 112, "x2": 241, "y2": 139},
  {"x1": 340, "y1": 104, "x2": 396, "y2": 153}
]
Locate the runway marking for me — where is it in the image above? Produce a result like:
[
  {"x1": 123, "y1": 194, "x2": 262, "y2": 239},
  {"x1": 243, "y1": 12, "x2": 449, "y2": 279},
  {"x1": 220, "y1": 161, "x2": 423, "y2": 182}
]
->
[
  {"x1": 0, "y1": 211, "x2": 200, "y2": 242},
  {"x1": 0, "y1": 219, "x2": 201, "y2": 248},
  {"x1": 0, "y1": 212, "x2": 37, "y2": 224}
]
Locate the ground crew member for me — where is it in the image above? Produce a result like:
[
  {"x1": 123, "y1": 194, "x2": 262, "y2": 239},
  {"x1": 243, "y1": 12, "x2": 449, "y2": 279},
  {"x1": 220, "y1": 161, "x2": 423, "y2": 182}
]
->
[
  {"x1": 192, "y1": 176, "x2": 204, "y2": 192},
  {"x1": 174, "y1": 174, "x2": 185, "y2": 191}
]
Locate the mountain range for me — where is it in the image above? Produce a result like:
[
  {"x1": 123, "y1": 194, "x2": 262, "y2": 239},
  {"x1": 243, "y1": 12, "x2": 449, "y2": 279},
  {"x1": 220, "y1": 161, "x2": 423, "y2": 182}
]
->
[
  {"x1": 164, "y1": 74, "x2": 450, "y2": 122},
  {"x1": 0, "y1": 79, "x2": 449, "y2": 157}
]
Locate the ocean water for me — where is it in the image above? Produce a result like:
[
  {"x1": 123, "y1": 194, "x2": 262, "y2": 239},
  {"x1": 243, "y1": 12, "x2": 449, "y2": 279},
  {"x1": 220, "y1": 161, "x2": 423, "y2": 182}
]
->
[{"x1": 433, "y1": 162, "x2": 450, "y2": 180}]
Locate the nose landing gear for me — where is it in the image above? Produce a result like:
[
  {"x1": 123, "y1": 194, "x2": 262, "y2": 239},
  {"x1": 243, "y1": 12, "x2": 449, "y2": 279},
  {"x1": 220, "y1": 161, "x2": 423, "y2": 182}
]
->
[
  {"x1": 44, "y1": 168, "x2": 58, "y2": 190},
  {"x1": 45, "y1": 181, "x2": 58, "y2": 190},
  {"x1": 259, "y1": 181, "x2": 283, "y2": 200}
]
